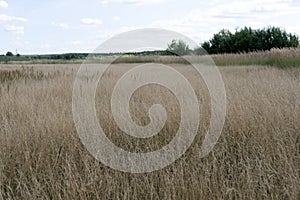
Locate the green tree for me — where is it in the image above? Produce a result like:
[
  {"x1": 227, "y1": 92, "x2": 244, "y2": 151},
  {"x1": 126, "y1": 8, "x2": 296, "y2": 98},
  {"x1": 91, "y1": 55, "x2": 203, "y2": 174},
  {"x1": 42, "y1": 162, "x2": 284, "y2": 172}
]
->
[
  {"x1": 201, "y1": 29, "x2": 234, "y2": 54},
  {"x1": 6, "y1": 51, "x2": 14, "y2": 56},
  {"x1": 232, "y1": 27, "x2": 254, "y2": 53},
  {"x1": 167, "y1": 40, "x2": 192, "y2": 56},
  {"x1": 201, "y1": 41, "x2": 211, "y2": 54},
  {"x1": 288, "y1": 33, "x2": 299, "y2": 47},
  {"x1": 201, "y1": 26, "x2": 299, "y2": 54},
  {"x1": 193, "y1": 46, "x2": 208, "y2": 55}
]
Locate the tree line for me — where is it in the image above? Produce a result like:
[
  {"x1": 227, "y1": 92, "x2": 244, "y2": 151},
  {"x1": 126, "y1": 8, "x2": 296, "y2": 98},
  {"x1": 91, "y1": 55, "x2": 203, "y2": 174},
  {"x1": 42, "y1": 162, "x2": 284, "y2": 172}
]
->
[
  {"x1": 167, "y1": 26, "x2": 299, "y2": 55},
  {"x1": 202, "y1": 27, "x2": 299, "y2": 54},
  {"x1": 3, "y1": 26, "x2": 299, "y2": 58}
]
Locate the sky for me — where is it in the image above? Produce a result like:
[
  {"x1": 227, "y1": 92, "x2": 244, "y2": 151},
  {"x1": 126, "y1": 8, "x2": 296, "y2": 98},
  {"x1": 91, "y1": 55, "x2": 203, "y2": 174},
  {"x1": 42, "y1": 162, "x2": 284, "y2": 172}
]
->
[{"x1": 0, "y1": 0, "x2": 300, "y2": 54}]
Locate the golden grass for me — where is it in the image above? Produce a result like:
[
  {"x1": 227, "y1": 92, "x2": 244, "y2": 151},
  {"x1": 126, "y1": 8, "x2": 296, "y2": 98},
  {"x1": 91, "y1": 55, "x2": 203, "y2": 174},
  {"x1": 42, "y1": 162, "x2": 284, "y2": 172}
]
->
[
  {"x1": 210, "y1": 48, "x2": 300, "y2": 67},
  {"x1": 0, "y1": 64, "x2": 299, "y2": 199},
  {"x1": 91, "y1": 48, "x2": 300, "y2": 68}
]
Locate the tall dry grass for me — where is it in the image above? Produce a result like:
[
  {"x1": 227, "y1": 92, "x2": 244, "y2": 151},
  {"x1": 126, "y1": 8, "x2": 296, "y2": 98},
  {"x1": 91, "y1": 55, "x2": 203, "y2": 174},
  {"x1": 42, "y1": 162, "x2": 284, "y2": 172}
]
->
[
  {"x1": 3, "y1": 48, "x2": 300, "y2": 68},
  {"x1": 0, "y1": 64, "x2": 299, "y2": 199},
  {"x1": 93, "y1": 48, "x2": 300, "y2": 68},
  {"x1": 211, "y1": 48, "x2": 300, "y2": 67}
]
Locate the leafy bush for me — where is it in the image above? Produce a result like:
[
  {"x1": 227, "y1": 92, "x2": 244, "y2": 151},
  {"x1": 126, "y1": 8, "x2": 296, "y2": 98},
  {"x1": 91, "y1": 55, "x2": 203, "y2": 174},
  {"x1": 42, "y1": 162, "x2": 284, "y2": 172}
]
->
[
  {"x1": 6, "y1": 51, "x2": 14, "y2": 56},
  {"x1": 202, "y1": 27, "x2": 299, "y2": 54},
  {"x1": 167, "y1": 40, "x2": 192, "y2": 56}
]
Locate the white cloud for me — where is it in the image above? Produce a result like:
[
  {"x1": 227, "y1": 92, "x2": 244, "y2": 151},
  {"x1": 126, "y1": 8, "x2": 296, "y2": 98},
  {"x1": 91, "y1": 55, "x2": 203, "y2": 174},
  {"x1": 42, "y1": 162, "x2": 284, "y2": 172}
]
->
[
  {"x1": 101, "y1": 0, "x2": 165, "y2": 6},
  {"x1": 0, "y1": 0, "x2": 8, "y2": 8},
  {"x1": 0, "y1": 14, "x2": 27, "y2": 22},
  {"x1": 112, "y1": 16, "x2": 121, "y2": 21},
  {"x1": 71, "y1": 40, "x2": 81, "y2": 45},
  {"x1": 4, "y1": 25, "x2": 24, "y2": 34},
  {"x1": 40, "y1": 44, "x2": 50, "y2": 49},
  {"x1": 51, "y1": 22, "x2": 70, "y2": 29},
  {"x1": 206, "y1": 0, "x2": 299, "y2": 19},
  {"x1": 89, "y1": 26, "x2": 141, "y2": 46},
  {"x1": 80, "y1": 18, "x2": 103, "y2": 25},
  {"x1": 148, "y1": 0, "x2": 300, "y2": 42}
]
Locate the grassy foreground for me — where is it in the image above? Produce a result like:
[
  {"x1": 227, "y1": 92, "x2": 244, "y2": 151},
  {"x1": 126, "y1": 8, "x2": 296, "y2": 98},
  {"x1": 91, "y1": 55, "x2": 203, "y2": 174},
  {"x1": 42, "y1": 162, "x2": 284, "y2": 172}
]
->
[{"x1": 0, "y1": 64, "x2": 299, "y2": 199}]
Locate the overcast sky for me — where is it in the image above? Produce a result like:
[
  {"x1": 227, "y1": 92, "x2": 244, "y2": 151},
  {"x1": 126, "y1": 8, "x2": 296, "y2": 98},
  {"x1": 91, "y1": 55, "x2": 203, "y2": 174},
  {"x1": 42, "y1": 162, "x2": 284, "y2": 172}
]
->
[{"x1": 0, "y1": 0, "x2": 299, "y2": 54}]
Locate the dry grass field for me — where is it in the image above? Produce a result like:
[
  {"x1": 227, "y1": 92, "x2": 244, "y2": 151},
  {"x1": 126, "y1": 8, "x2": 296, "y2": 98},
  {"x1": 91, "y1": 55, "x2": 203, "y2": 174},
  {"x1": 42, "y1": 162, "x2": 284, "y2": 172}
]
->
[{"x1": 0, "y1": 62, "x2": 299, "y2": 199}]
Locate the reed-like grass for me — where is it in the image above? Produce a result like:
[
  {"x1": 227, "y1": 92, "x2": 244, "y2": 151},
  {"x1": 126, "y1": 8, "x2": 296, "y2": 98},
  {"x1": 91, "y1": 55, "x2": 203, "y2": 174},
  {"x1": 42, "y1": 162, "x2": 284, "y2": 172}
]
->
[
  {"x1": 94, "y1": 48, "x2": 300, "y2": 68},
  {"x1": 3, "y1": 48, "x2": 299, "y2": 68},
  {"x1": 212, "y1": 48, "x2": 300, "y2": 68},
  {"x1": 0, "y1": 67, "x2": 58, "y2": 83},
  {"x1": 0, "y1": 64, "x2": 299, "y2": 199}
]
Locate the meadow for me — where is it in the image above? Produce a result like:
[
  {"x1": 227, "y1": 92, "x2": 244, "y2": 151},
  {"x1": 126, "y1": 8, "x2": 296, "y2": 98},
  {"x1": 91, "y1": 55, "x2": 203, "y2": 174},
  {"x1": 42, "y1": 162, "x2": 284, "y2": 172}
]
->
[
  {"x1": 0, "y1": 53, "x2": 299, "y2": 199},
  {"x1": 2, "y1": 47, "x2": 300, "y2": 68}
]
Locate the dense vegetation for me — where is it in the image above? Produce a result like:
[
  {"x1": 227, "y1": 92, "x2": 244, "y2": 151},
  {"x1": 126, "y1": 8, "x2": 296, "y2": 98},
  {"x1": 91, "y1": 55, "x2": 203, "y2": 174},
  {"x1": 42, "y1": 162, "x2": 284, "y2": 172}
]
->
[
  {"x1": 202, "y1": 26, "x2": 299, "y2": 54},
  {"x1": 0, "y1": 64, "x2": 299, "y2": 199},
  {"x1": 0, "y1": 51, "x2": 175, "y2": 63},
  {"x1": 211, "y1": 48, "x2": 300, "y2": 68}
]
